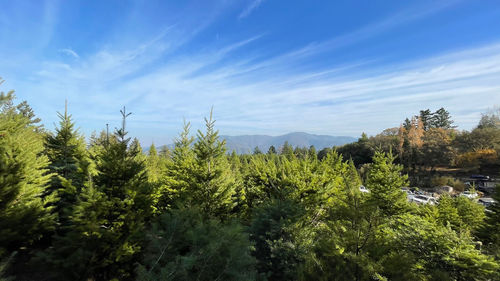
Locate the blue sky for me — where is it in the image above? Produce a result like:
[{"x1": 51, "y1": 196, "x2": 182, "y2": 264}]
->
[{"x1": 1, "y1": 0, "x2": 500, "y2": 145}]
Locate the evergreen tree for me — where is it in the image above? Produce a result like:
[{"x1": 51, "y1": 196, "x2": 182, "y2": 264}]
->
[
  {"x1": 253, "y1": 146, "x2": 263, "y2": 155},
  {"x1": 42, "y1": 107, "x2": 150, "y2": 280},
  {"x1": 302, "y1": 159, "x2": 382, "y2": 281},
  {"x1": 250, "y1": 199, "x2": 305, "y2": 281},
  {"x1": 156, "y1": 121, "x2": 196, "y2": 212},
  {"x1": 480, "y1": 184, "x2": 500, "y2": 259},
  {"x1": 0, "y1": 92, "x2": 55, "y2": 256},
  {"x1": 137, "y1": 208, "x2": 256, "y2": 281},
  {"x1": 419, "y1": 109, "x2": 432, "y2": 131},
  {"x1": 307, "y1": 145, "x2": 317, "y2": 161},
  {"x1": 267, "y1": 145, "x2": 277, "y2": 155},
  {"x1": 191, "y1": 109, "x2": 236, "y2": 217},
  {"x1": 366, "y1": 151, "x2": 409, "y2": 217},
  {"x1": 44, "y1": 102, "x2": 88, "y2": 229},
  {"x1": 280, "y1": 141, "x2": 294, "y2": 159},
  {"x1": 385, "y1": 214, "x2": 498, "y2": 280},
  {"x1": 431, "y1": 107, "x2": 455, "y2": 129},
  {"x1": 159, "y1": 145, "x2": 171, "y2": 159}
]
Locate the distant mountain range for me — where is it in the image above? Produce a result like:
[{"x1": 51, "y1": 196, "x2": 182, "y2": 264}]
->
[
  {"x1": 150, "y1": 132, "x2": 356, "y2": 154},
  {"x1": 221, "y1": 132, "x2": 356, "y2": 154}
]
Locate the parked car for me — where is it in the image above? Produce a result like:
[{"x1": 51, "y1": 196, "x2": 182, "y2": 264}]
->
[
  {"x1": 401, "y1": 188, "x2": 414, "y2": 200},
  {"x1": 478, "y1": 197, "x2": 496, "y2": 208},
  {"x1": 359, "y1": 185, "x2": 370, "y2": 193},
  {"x1": 470, "y1": 175, "x2": 490, "y2": 180},
  {"x1": 411, "y1": 195, "x2": 437, "y2": 205},
  {"x1": 460, "y1": 191, "x2": 478, "y2": 199}
]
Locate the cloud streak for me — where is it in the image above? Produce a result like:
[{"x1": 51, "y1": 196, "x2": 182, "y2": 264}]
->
[
  {"x1": 239, "y1": 0, "x2": 265, "y2": 19},
  {"x1": 15, "y1": 33, "x2": 500, "y2": 144}
]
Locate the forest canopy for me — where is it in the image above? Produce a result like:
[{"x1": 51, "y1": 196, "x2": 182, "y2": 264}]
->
[{"x1": 1, "y1": 84, "x2": 500, "y2": 281}]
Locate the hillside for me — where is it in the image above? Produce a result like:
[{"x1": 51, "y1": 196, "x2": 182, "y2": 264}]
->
[{"x1": 221, "y1": 132, "x2": 356, "y2": 154}]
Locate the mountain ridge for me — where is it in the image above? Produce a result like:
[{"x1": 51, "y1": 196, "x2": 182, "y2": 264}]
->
[{"x1": 150, "y1": 132, "x2": 356, "y2": 154}]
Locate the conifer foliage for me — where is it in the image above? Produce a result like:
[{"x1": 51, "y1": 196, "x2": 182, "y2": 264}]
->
[
  {"x1": 0, "y1": 90, "x2": 54, "y2": 256},
  {"x1": 0, "y1": 86, "x2": 499, "y2": 281},
  {"x1": 191, "y1": 109, "x2": 235, "y2": 217}
]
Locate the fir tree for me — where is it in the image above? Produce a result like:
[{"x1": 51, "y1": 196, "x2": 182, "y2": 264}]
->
[
  {"x1": 137, "y1": 208, "x2": 256, "y2": 281},
  {"x1": 191, "y1": 109, "x2": 236, "y2": 217},
  {"x1": 365, "y1": 151, "x2": 409, "y2": 217},
  {"x1": 431, "y1": 107, "x2": 455, "y2": 129},
  {"x1": 159, "y1": 120, "x2": 196, "y2": 211},
  {"x1": 480, "y1": 184, "x2": 500, "y2": 259},
  {"x1": 267, "y1": 145, "x2": 277, "y2": 155},
  {"x1": 42, "y1": 107, "x2": 150, "y2": 280},
  {"x1": 0, "y1": 92, "x2": 55, "y2": 255},
  {"x1": 44, "y1": 101, "x2": 88, "y2": 229}
]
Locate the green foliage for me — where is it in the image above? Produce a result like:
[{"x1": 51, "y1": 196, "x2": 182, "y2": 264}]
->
[
  {"x1": 137, "y1": 208, "x2": 256, "y2": 281},
  {"x1": 44, "y1": 103, "x2": 88, "y2": 230},
  {"x1": 1, "y1": 87, "x2": 499, "y2": 281},
  {"x1": 301, "y1": 159, "x2": 384, "y2": 281},
  {"x1": 40, "y1": 107, "x2": 150, "y2": 280},
  {"x1": 0, "y1": 93, "x2": 55, "y2": 255},
  {"x1": 337, "y1": 133, "x2": 374, "y2": 167},
  {"x1": 249, "y1": 199, "x2": 305, "y2": 281},
  {"x1": 366, "y1": 151, "x2": 409, "y2": 217},
  {"x1": 385, "y1": 214, "x2": 498, "y2": 281},
  {"x1": 479, "y1": 184, "x2": 500, "y2": 259},
  {"x1": 431, "y1": 107, "x2": 455, "y2": 129},
  {"x1": 191, "y1": 110, "x2": 236, "y2": 217}
]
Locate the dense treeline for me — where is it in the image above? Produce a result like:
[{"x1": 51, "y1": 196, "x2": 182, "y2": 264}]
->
[
  {"x1": 1, "y1": 85, "x2": 500, "y2": 280},
  {"x1": 333, "y1": 107, "x2": 500, "y2": 188}
]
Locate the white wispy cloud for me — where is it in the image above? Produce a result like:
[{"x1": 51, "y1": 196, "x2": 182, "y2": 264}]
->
[
  {"x1": 59, "y1": 48, "x2": 79, "y2": 59},
  {"x1": 19, "y1": 32, "x2": 500, "y2": 143},
  {"x1": 239, "y1": 0, "x2": 265, "y2": 19}
]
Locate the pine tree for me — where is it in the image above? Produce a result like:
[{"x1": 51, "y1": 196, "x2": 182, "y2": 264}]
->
[
  {"x1": 431, "y1": 107, "x2": 455, "y2": 129},
  {"x1": 280, "y1": 141, "x2": 295, "y2": 159},
  {"x1": 267, "y1": 145, "x2": 277, "y2": 155},
  {"x1": 0, "y1": 92, "x2": 55, "y2": 256},
  {"x1": 44, "y1": 101, "x2": 88, "y2": 230},
  {"x1": 419, "y1": 109, "x2": 432, "y2": 131},
  {"x1": 480, "y1": 184, "x2": 500, "y2": 259},
  {"x1": 137, "y1": 208, "x2": 256, "y2": 281},
  {"x1": 42, "y1": 107, "x2": 150, "y2": 280},
  {"x1": 159, "y1": 120, "x2": 196, "y2": 211},
  {"x1": 365, "y1": 151, "x2": 409, "y2": 217},
  {"x1": 191, "y1": 109, "x2": 236, "y2": 217}
]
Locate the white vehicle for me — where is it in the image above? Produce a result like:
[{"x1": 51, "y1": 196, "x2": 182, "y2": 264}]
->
[
  {"x1": 402, "y1": 189, "x2": 414, "y2": 201},
  {"x1": 359, "y1": 185, "x2": 370, "y2": 193},
  {"x1": 460, "y1": 191, "x2": 478, "y2": 199},
  {"x1": 478, "y1": 197, "x2": 496, "y2": 208},
  {"x1": 410, "y1": 195, "x2": 437, "y2": 205}
]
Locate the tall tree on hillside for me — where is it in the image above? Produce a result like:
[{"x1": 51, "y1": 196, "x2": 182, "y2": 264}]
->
[
  {"x1": 431, "y1": 107, "x2": 455, "y2": 129},
  {"x1": 191, "y1": 109, "x2": 236, "y2": 217},
  {"x1": 366, "y1": 151, "x2": 409, "y2": 217},
  {"x1": 419, "y1": 109, "x2": 432, "y2": 131},
  {"x1": 0, "y1": 91, "x2": 55, "y2": 256},
  {"x1": 157, "y1": 121, "x2": 196, "y2": 212},
  {"x1": 420, "y1": 128, "x2": 454, "y2": 173},
  {"x1": 280, "y1": 141, "x2": 295, "y2": 159},
  {"x1": 45, "y1": 102, "x2": 88, "y2": 229},
  {"x1": 267, "y1": 145, "x2": 277, "y2": 155},
  {"x1": 301, "y1": 159, "x2": 382, "y2": 281}
]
